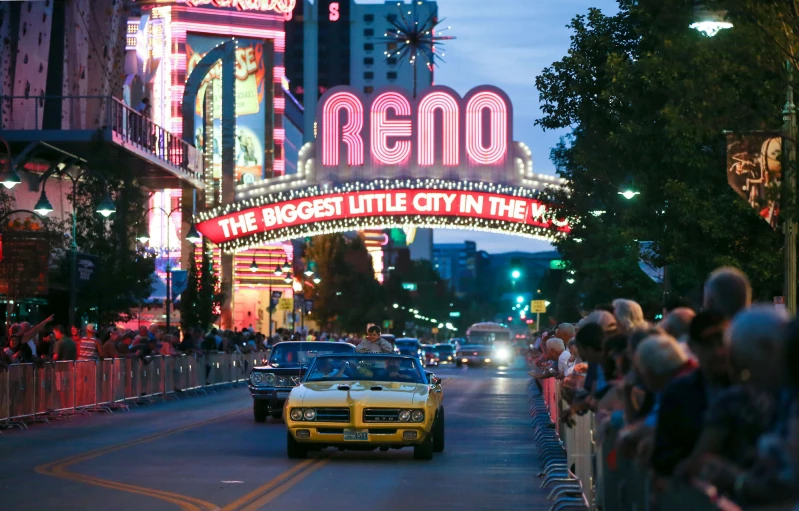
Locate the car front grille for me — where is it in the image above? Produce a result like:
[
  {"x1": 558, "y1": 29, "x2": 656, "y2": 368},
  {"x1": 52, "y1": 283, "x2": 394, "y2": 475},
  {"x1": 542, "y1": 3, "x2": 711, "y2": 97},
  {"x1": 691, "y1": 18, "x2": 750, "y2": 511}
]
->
[
  {"x1": 314, "y1": 408, "x2": 350, "y2": 422},
  {"x1": 363, "y1": 408, "x2": 400, "y2": 423}
]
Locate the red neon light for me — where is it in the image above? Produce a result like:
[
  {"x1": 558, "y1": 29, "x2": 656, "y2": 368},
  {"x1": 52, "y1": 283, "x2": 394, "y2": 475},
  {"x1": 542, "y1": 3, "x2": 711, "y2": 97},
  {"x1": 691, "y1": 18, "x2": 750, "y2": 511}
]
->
[
  {"x1": 322, "y1": 92, "x2": 364, "y2": 166},
  {"x1": 196, "y1": 189, "x2": 568, "y2": 245},
  {"x1": 418, "y1": 91, "x2": 459, "y2": 166},
  {"x1": 184, "y1": 0, "x2": 296, "y2": 14},
  {"x1": 371, "y1": 92, "x2": 412, "y2": 166},
  {"x1": 466, "y1": 91, "x2": 507, "y2": 165}
]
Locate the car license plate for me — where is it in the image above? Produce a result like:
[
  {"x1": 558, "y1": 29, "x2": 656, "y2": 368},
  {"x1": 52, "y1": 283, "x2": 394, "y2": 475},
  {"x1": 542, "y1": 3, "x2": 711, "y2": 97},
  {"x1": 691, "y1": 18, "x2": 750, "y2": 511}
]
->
[
  {"x1": 276, "y1": 391, "x2": 290, "y2": 399},
  {"x1": 343, "y1": 429, "x2": 368, "y2": 441}
]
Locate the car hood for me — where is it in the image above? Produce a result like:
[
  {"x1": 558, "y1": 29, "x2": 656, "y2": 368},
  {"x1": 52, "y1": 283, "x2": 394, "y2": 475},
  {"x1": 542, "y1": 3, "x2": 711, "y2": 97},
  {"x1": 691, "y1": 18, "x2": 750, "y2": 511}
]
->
[{"x1": 290, "y1": 381, "x2": 430, "y2": 407}]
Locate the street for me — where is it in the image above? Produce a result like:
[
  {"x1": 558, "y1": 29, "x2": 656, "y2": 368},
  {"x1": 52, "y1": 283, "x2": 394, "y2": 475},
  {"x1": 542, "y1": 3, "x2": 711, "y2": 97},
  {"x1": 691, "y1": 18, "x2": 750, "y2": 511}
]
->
[{"x1": 0, "y1": 364, "x2": 549, "y2": 511}]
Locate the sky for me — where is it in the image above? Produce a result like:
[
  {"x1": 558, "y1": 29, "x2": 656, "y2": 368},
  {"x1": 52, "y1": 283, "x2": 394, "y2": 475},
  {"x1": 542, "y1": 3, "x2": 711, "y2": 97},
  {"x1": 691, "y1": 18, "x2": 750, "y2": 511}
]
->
[{"x1": 366, "y1": 0, "x2": 620, "y2": 254}]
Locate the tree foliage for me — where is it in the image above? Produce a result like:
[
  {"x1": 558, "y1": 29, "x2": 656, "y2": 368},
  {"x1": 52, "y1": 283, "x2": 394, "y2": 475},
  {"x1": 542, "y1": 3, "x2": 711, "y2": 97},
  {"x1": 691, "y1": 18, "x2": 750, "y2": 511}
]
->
[{"x1": 536, "y1": 1, "x2": 788, "y2": 313}]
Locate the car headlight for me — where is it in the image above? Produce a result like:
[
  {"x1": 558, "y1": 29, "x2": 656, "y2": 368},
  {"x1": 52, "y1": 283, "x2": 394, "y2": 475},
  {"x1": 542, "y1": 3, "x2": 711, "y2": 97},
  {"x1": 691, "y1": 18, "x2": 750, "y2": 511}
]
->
[
  {"x1": 411, "y1": 410, "x2": 424, "y2": 422},
  {"x1": 263, "y1": 373, "x2": 276, "y2": 386},
  {"x1": 495, "y1": 348, "x2": 510, "y2": 360},
  {"x1": 250, "y1": 372, "x2": 264, "y2": 385},
  {"x1": 303, "y1": 408, "x2": 316, "y2": 421},
  {"x1": 290, "y1": 408, "x2": 303, "y2": 421},
  {"x1": 398, "y1": 410, "x2": 411, "y2": 422}
]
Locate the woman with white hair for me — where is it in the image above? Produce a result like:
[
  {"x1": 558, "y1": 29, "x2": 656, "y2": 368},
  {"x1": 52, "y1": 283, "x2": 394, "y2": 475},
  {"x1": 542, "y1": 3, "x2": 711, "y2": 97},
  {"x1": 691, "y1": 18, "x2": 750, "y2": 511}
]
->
[{"x1": 612, "y1": 299, "x2": 647, "y2": 335}]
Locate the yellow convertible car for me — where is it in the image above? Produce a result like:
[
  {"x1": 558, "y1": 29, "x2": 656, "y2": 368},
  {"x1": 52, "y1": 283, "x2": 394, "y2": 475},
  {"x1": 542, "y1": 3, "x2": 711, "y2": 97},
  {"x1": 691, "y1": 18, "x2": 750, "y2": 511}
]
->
[{"x1": 284, "y1": 354, "x2": 445, "y2": 460}]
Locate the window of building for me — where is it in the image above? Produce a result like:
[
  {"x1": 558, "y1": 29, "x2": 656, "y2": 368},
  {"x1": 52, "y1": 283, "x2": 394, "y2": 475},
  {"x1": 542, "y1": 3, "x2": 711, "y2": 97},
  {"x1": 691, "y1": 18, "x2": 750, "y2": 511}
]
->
[
  {"x1": 364, "y1": 28, "x2": 374, "y2": 37},
  {"x1": 387, "y1": 42, "x2": 397, "y2": 51},
  {"x1": 364, "y1": 71, "x2": 374, "y2": 80},
  {"x1": 364, "y1": 14, "x2": 374, "y2": 22},
  {"x1": 364, "y1": 86, "x2": 374, "y2": 94},
  {"x1": 364, "y1": 43, "x2": 374, "y2": 51},
  {"x1": 364, "y1": 57, "x2": 374, "y2": 66},
  {"x1": 387, "y1": 57, "x2": 397, "y2": 66},
  {"x1": 387, "y1": 14, "x2": 397, "y2": 22},
  {"x1": 387, "y1": 71, "x2": 398, "y2": 80}
]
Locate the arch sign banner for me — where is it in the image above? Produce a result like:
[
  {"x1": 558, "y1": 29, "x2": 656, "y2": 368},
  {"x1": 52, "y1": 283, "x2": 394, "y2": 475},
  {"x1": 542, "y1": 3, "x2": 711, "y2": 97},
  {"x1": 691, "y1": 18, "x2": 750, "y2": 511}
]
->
[
  {"x1": 196, "y1": 179, "x2": 569, "y2": 252},
  {"x1": 194, "y1": 85, "x2": 571, "y2": 251}
]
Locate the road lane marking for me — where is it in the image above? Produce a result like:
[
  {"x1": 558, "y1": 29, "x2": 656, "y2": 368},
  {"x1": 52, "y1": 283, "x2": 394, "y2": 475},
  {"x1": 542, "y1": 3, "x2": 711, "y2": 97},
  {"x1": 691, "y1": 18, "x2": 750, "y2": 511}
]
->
[
  {"x1": 35, "y1": 408, "x2": 248, "y2": 511},
  {"x1": 220, "y1": 459, "x2": 317, "y2": 511},
  {"x1": 236, "y1": 459, "x2": 331, "y2": 511}
]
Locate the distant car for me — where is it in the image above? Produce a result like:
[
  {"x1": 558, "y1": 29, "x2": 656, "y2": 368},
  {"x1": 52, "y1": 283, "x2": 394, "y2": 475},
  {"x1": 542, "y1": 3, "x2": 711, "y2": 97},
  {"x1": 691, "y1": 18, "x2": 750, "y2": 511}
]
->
[
  {"x1": 456, "y1": 345, "x2": 494, "y2": 367},
  {"x1": 420, "y1": 344, "x2": 439, "y2": 367},
  {"x1": 395, "y1": 338, "x2": 421, "y2": 358},
  {"x1": 248, "y1": 341, "x2": 356, "y2": 422},
  {"x1": 434, "y1": 343, "x2": 456, "y2": 364},
  {"x1": 284, "y1": 354, "x2": 445, "y2": 460}
]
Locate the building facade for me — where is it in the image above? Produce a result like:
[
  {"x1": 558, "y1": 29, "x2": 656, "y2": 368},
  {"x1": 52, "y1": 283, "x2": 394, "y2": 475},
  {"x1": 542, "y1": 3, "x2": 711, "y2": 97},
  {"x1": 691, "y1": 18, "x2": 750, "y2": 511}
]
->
[{"x1": 433, "y1": 241, "x2": 477, "y2": 299}]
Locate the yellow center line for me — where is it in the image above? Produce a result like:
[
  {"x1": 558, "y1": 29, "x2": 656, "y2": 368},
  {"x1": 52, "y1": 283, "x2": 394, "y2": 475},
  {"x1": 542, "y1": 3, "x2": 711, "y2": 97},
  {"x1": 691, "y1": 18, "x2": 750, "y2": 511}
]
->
[
  {"x1": 220, "y1": 458, "x2": 322, "y2": 511},
  {"x1": 236, "y1": 458, "x2": 331, "y2": 511},
  {"x1": 35, "y1": 408, "x2": 249, "y2": 511}
]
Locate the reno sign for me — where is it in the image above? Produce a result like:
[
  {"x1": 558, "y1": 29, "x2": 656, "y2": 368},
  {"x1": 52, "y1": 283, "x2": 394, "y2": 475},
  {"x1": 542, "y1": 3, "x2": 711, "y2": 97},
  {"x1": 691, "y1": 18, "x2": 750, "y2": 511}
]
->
[
  {"x1": 317, "y1": 85, "x2": 512, "y2": 173},
  {"x1": 194, "y1": 84, "x2": 571, "y2": 250}
]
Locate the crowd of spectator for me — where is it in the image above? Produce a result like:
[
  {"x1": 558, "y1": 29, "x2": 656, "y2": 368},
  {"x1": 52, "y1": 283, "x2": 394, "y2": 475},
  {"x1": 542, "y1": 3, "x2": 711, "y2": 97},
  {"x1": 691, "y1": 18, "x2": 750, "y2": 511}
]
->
[{"x1": 529, "y1": 266, "x2": 799, "y2": 509}]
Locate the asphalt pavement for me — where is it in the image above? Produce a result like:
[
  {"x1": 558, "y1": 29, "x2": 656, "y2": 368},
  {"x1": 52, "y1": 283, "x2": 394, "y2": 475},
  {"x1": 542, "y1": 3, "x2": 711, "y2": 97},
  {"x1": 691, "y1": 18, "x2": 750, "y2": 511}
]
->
[{"x1": 1, "y1": 361, "x2": 551, "y2": 511}]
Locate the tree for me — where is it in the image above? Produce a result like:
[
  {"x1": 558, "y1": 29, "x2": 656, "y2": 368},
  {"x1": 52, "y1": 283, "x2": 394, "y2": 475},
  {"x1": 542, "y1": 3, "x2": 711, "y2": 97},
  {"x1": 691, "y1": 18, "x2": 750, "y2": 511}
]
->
[
  {"x1": 69, "y1": 172, "x2": 155, "y2": 325},
  {"x1": 535, "y1": 1, "x2": 786, "y2": 312}
]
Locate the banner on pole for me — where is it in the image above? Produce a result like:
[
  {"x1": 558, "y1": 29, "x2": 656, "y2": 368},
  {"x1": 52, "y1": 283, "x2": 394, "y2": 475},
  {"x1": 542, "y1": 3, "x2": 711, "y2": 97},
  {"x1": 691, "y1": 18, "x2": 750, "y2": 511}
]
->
[{"x1": 726, "y1": 132, "x2": 782, "y2": 228}]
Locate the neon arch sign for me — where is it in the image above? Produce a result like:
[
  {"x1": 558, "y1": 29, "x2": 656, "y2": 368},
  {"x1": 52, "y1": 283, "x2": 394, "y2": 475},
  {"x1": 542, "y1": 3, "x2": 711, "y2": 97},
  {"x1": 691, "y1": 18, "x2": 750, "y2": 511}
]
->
[{"x1": 317, "y1": 85, "x2": 513, "y2": 171}]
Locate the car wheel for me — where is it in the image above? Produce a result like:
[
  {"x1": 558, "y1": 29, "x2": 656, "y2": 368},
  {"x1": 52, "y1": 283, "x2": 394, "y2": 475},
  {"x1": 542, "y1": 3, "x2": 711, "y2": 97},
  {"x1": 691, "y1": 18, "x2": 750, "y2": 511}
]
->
[
  {"x1": 253, "y1": 400, "x2": 268, "y2": 423},
  {"x1": 286, "y1": 432, "x2": 307, "y2": 459},
  {"x1": 413, "y1": 430, "x2": 435, "y2": 460},
  {"x1": 433, "y1": 407, "x2": 445, "y2": 453},
  {"x1": 270, "y1": 409, "x2": 283, "y2": 420}
]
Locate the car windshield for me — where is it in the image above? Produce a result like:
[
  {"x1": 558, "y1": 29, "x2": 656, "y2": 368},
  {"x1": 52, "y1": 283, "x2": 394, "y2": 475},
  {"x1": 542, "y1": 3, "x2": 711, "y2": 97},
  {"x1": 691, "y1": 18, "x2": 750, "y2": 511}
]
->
[
  {"x1": 269, "y1": 343, "x2": 354, "y2": 368},
  {"x1": 305, "y1": 355, "x2": 425, "y2": 383},
  {"x1": 435, "y1": 344, "x2": 455, "y2": 353}
]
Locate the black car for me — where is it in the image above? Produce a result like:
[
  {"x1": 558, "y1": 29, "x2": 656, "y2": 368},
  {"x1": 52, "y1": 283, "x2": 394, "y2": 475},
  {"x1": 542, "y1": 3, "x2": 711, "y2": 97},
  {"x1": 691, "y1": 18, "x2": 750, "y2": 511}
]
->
[
  {"x1": 434, "y1": 343, "x2": 456, "y2": 364},
  {"x1": 456, "y1": 345, "x2": 494, "y2": 367},
  {"x1": 248, "y1": 341, "x2": 355, "y2": 422}
]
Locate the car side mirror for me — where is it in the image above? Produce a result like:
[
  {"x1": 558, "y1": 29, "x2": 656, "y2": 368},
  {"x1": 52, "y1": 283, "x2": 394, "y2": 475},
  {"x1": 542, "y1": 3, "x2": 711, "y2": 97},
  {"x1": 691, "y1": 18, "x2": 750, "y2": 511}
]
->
[{"x1": 429, "y1": 375, "x2": 441, "y2": 386}]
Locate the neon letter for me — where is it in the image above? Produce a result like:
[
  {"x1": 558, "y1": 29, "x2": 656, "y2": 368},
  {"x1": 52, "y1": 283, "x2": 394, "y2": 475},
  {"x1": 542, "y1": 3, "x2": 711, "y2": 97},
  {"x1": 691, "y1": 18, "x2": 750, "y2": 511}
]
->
[
  {"x1": 322, "y1": 92, "x2": 364, "y2": 166},
  {"x1": 329, "y1": 2, "x2": 340, "y2": 21},
  {"x1": 465, "y1": 91, "x2": 508, "y2": 165},
  {"x1": 371, "y1": 92, "x2": 412, "y2": 166},
  {"x1": 417, "y1": 91, "x2": 459, "y2": 166}
]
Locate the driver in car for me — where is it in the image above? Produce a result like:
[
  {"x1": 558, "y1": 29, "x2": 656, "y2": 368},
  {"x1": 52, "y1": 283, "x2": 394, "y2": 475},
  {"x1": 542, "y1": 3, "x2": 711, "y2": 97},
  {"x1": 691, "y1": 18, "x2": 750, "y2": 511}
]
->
[
  {"x1": 316, "y1": 358, "x2": 346, "y2": 378},
  {"x1": 386, "y1": 359, "x2": 414, "y2": 381}
]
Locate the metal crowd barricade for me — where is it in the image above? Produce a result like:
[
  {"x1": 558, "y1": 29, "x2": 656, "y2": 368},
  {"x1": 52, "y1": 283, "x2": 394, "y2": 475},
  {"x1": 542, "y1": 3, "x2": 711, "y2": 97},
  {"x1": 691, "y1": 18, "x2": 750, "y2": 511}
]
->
[
  {"x1": 1, "y1": 352, "x2": 270, "y2": 431},
  {"x1": 529, "y1": 372, "x2": 740, "y2": 511}
]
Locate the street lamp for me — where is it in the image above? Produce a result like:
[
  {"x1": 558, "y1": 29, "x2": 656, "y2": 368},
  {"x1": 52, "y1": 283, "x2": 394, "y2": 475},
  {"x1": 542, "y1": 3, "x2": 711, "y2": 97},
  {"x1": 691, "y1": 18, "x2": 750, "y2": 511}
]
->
[
  {"x1": 618, "y1": 176, "x2": 640, "y2": 200},
  {"x1": 511, "y1": 269, "x2": 521, "y2": 279},
  {"x1": 36, "y1": 166, "x2": 115, "y2": 328},
  {"x1": 689, "y1": 2, "x2": 733, "y2": 37},
  {"x1": 0, "y1": 139, "x2": 21, "y2": 190},
  {"x1": 185, "y1": 224, "x2": 202, "y2": 244},
  {"x1": 136, "y1": 206, "x2": 196, "y2": 333}
]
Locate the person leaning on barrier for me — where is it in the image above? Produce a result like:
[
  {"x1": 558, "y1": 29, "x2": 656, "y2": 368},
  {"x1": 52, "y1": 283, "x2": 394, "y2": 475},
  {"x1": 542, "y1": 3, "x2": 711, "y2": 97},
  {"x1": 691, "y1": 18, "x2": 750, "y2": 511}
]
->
[
  {"x1": 356, "y1": 325, "x2": 393, "y2": 354},
  {"x1": 675, "y1": 306, "x2": 791, "y2": 504}
]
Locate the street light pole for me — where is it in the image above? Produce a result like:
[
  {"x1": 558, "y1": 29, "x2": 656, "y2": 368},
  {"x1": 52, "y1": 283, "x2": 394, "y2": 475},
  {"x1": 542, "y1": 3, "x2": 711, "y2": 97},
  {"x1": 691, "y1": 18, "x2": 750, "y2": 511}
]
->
[{"x1": 784, "y1": 62, "x2": 797, "y2": 314}]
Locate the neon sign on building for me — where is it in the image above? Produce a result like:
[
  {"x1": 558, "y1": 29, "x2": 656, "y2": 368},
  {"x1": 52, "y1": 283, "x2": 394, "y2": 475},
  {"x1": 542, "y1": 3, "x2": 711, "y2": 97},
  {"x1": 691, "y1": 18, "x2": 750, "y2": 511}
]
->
[
  {"x1": 317, "y1": 85, "x2": 512, "y2": 171},
  {"x1": 184, "y1": 0, "x2": 296, "y2": 14}
]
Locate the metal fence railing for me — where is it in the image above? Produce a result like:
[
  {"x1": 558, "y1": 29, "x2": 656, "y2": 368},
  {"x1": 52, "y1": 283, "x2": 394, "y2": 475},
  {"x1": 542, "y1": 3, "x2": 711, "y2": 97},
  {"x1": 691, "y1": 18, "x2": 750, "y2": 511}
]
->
[
  {"x1": 0, "y1": 95, "x2": 202, "y2": 183},
  {"x1": 0, "y1": 352, "x2": 268, "y2": 432},
  {"x1": 532, "y1": 377, "x2": 743, "y2": 511}
]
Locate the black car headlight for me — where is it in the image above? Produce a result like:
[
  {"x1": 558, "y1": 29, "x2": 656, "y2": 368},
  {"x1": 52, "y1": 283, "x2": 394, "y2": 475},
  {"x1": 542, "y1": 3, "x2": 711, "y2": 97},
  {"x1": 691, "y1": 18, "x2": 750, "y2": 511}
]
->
[
  {"x1": 250, "y1": 372, "x2": 264, "y2": 385},
  {"x1": 411, "y1": 410, "x2": 424, "y2": 422},
  {"x1": 263, "y1": 373, "x2": 276, "y2": 386}
]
